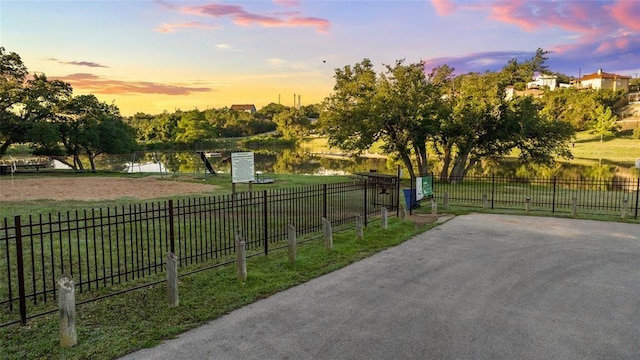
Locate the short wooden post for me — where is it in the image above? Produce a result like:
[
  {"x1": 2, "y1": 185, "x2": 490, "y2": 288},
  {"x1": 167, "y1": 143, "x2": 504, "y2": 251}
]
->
[
  {"x1": 381, "y1": 207, "x2": 388, "y2": 229},
  {"x1": 431, "y1": 199, "x2": 438, "y2": 214},
  {"x1": 166, "y1": 252, "x2": 179, "y2": 307},
  {"x1": 525, "y1": 197, "x2": 531, "y2": 212},
  {"x1": 399, "y1": 205, "x2": 407, "y2": 222},
  {"x1": 572, "y1": 196, "x2": 577, "y2": 217},
  {"x1": 235, "y1": 232, "x2": 247, "y2": 282},
  {"x1": 443, "y1": 192, "x2": 449, "y2": 209},
  {"x1": 322, "y1": 217, "x2": 333, "y2": 250},
  {"x1": 356, "y1": 215, "x2": 364, "y2": 240},
  {"x1": 482, "y1": 194, "x2": 488, "y2": 209},
  {"x1": 58, "y1": 275, "x2": 77, "y2": 348},
  {"x1": 622, "y1": 198, "x2": 629, "y2": 219},
  {"x1": 287, "y1": 224, "x2": 297, "y2": 264}
]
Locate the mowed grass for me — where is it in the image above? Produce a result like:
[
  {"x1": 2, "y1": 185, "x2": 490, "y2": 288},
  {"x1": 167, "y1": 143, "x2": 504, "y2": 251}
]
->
[
  {"x1": 1, "y1": 217, "x2": 436, "y2": 360},
  {"x1": 570, "y1": 130, "x2": 640, "y2": 165}
]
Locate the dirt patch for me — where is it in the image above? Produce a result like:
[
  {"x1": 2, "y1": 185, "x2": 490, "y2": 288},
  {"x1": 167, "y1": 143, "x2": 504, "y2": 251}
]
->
[
  {"x1": 0, "y1": 176, "x2": 220, "y2": 202},
  {"x1": 407, "y1": 213, "x2": 441, "y2": 226}
]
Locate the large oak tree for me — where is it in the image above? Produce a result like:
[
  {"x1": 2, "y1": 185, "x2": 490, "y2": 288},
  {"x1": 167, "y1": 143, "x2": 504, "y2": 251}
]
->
[{"x1": 320, "y1": 54, "x2": 575, "y2": 181}]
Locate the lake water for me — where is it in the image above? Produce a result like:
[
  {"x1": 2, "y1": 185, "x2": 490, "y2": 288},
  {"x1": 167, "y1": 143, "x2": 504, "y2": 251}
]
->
[{"x1": 90, "y1": 148, "x2": 640, "y2": 180}]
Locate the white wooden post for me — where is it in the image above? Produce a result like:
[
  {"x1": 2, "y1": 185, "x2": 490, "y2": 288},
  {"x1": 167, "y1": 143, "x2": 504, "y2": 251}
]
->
[
  {"x1": 235, "y1": 232, "x2": 247, "y2": 282},
  {"x1": 356, "y1": 215, "x2": 364, "y2": 240},
  {"x1": 482, "y1": 194, "x2": 488, "y2": 209},
  {"x1": 622, "y1": 198, "x2": 629, "y2": 219},
  {"x1": 525, "y1": 197, "x2": 531, "y2": 212},
  {"x1": 431, "y1": 199, "x2": 438, "y2": 214},
  {"x1": 166, "y1": 252, "x2": 179, "y2": 307},
  {"x1": 322, "y1": 217, "x2": 333, "y2": 250},
  {"x1": 443, "y1": 192, "x2": 449, "y2": 209},
  {"x1": 287, "y1": 224, "x2": 297, "y2": 264},
  {"x1": 381, "y1": 207, "x2": 388, "y2": 229},
  {"x1": 58, "y1": 275, "x2": 77, "y2": 348},
  {"x1": 399, "y1": 205, "x2": 407, "y2": 222}
]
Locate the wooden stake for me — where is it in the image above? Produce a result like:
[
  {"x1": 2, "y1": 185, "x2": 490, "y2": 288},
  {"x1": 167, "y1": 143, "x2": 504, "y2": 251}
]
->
[
  {"x1": 322, "y1": 217, "x2": 333, "y2": 250},
  {"x1": 58, "y1": 275, "x2": 77, "y2": 348},
  {"x1": 166, "y1": 252, "x2": 179, "y2": 307},
  {"x1": 235, "y1": 233, "x2": 247, "y2": 282},
  {"x1": 381, "y1": 208, "x2": 388, "y2": 229},
  {"x1": 287, "y1": 224, "x2": 297, "y2": 263},
  {"x1": 356, "y1": 214, "x2": 364, "y2": 240}
]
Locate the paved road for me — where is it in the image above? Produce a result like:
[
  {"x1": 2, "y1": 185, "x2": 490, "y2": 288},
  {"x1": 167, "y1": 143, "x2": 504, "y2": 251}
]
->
[{"x1": 120, "y1": 214, "x2": 640, "y2": 360}]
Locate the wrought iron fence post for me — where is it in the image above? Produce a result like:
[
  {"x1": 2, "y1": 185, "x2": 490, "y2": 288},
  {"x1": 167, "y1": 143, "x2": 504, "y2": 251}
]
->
[
  {"x1": 168, "y1": 200, "x2": 175, "y2": 254},
  {"x1": 491, "y1": 174, "x2": 495, "y2": 210},
  {"x1": 263, "y1": 190, "x2": 268, "y2": 256},
  {"x1": 633, "y1": 178, "x2": 640, "y2": 219},
  {"x1": 322, "y1": 184, "x2": 328, "y2": 220},
  {"x1": 364, "y1": 180, "x2": 368, "y2": 226},
  {"x1": 396, "y1": 166, "x2": 401, "y2": 217},
  {"x1": 15, "y1": 215, "x2": 27, "y2": 326},
  {"x1": 409, "y1": 174, "x2": 414, "y2": 216},
  {"x1": 552, "y1": 177, "x2": 557, "y2": 213}
]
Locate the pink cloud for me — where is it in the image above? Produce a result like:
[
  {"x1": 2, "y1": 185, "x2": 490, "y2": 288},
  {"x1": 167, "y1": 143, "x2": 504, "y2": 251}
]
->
[
  {"x1": 607, "y1": 0, "x2": 640, "y2": 31},
  {"x1": 156, "y1": 21, "x2": 219, "y2": 33},
  {"x1": 487, "y1": 0, "x2": 539, "y2": 31},
  {"x1": 431, "y1": 0, "x2": 457, "y2": 15},
  {"x1": 51, "y1": 73, "x2": 213, "y2": 96},
  {"x1": 425, "y1": 1, "x2": 640, "y2": 77},
  {"x1": 161, "y1": 2, "x2": 330, "y2": 33},
  {"x1": 486, "y1": 0, "x2": 603, "y2": 37},
  {"x1": 434, "y1": 1, "x2": 633, "y2": 41}
]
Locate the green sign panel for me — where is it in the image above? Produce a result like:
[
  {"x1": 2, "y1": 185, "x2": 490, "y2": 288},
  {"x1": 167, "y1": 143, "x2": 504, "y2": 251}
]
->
[{"x1": 416, "y1": 176, "x2": 433, "y2": 200}]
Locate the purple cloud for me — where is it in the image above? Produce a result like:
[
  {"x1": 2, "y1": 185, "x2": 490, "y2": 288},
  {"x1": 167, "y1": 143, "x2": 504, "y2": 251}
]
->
[
  {"x1": 427, "y1": 0, "x2": 640, "y2": 76},
  {"x1": 47, "y1": 57, "x2": 109, "y2": 68},
  {"x1": 51, "y1": 73, "x2": 213, "y2": 95},
  {"x1": 158, "y1": 1, "x2": 330, "y2": 33}
]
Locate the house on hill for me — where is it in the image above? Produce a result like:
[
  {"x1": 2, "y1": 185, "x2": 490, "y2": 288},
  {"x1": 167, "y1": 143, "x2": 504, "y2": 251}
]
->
[
  {"x1": 230, "y1": 104, "x2": 257, "y2": 114},
  {"x1": 575, "y1": 69, "x2": 631, "y2": 92},
  {"x1": 527, "y1": 74, "x2": 559, "y2": 90}
]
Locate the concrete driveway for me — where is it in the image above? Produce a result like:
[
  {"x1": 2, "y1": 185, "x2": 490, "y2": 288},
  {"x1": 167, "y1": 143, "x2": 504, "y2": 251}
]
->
[{"x1": 120, "y1": 214, "x2": 640, "y2": 360}]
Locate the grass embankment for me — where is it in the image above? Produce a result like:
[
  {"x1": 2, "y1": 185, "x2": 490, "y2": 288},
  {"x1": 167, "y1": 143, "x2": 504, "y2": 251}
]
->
[
  {"x1": 1, "y1": 217, "x2": 437, "y2": 360},
  {"x1": 571, "y1": 131, "x2": 640, "y2": 166}
]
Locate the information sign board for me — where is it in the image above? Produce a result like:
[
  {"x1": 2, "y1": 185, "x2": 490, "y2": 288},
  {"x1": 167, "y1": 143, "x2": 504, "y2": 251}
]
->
[{"x1": 231, "y1": 152, "x2": 255, "y2": 183}]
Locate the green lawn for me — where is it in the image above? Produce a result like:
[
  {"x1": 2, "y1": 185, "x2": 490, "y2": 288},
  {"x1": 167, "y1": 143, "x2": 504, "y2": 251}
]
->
[{"x1": 570, "y1": 131, "x2": 640, "y2": 165}]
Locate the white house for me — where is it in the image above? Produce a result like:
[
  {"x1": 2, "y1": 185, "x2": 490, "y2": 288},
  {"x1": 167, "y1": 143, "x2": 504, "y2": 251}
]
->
[
  {"x1": 576, "y1": 69, "x2": 631, "y2": 91},
  {"x1": 527, "y1": 74, "x2": 558, "y2": 90}
]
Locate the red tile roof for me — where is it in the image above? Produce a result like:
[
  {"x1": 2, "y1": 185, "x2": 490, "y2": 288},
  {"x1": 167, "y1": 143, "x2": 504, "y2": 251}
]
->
[{"x1": 579, "y1": 70, "x2": 632, "y2": 81}]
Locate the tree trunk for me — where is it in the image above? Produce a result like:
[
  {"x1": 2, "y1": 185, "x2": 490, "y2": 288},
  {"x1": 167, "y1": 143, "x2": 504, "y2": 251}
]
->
[
  {"x1": 416, "y1": 143, "x2": 429, "y2": 177},
  {"x1": 464, "y1": 157, "x2": 479, "y2": 175},
  {"x1": 449, "y1": 151, "x2": 470, "y2": 183},
  {"x1": 73, "y1": 155, "x2": 84, "y2": 171},
  {"x1": 0, "y1": 141, "x2": 11, "y2": 158},
  {"x1": 87, "y1": 151, "x2": 97, "y2": 172},
  {"x1": 440, "y1": 145, "x2": 452, "y2": 182},
  {"x1": 400, "y1": 154, "x2": 415, "y2": 179}
]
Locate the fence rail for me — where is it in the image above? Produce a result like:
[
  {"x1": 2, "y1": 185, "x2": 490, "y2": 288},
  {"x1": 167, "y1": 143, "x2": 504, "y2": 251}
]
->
[
  {"x1": 1, "y1": 178, "x2": 399, "y2": 327},
  {"x1": 431, "y1": 174, "x2": 640, "y2": 218}
]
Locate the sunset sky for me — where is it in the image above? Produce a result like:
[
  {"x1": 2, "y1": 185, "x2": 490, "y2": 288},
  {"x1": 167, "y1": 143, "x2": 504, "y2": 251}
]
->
[{"x1": 2, "y1": 0, "x2": 640, "y2": 116}]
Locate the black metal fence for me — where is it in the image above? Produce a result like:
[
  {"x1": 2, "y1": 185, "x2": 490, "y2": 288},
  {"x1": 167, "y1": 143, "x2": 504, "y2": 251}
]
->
[
  {"x1": 1, "y1": 177, "x2": 399, "y2": 327},
  {"x1": 431, "y1": 174, "x2": 640, "y2": 218}
]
